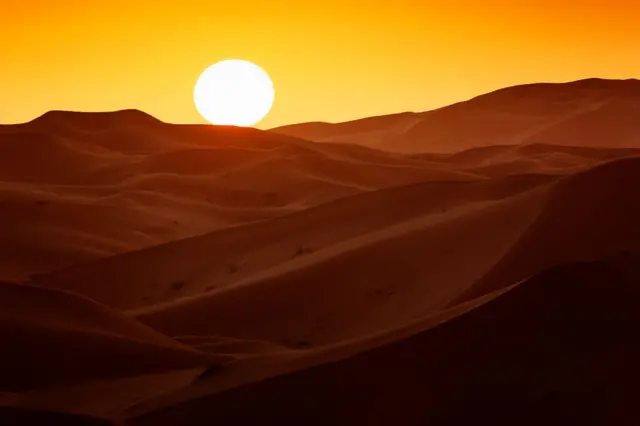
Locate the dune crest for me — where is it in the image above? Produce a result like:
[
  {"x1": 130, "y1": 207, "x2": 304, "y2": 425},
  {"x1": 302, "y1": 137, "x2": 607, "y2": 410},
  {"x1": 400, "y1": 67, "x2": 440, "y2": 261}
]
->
[{"x1": 272, "y1": 78, "x2": 640, "y2": 153}]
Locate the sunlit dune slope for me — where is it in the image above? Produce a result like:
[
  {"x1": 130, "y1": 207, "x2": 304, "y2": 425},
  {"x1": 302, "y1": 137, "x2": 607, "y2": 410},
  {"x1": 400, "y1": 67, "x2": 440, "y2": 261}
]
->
[
  {"x1": 129, "y1": 158, "x2": 640, "y2": 347},
  {"x1": 32, "y1": 158, "x2": 640, "y2": 353},
  {"x1": 0, "y1": 110, "x2": 476, "y2": 282},
  {"x1": 31, "y1": 173, "x2": 554, "y2": 311}
]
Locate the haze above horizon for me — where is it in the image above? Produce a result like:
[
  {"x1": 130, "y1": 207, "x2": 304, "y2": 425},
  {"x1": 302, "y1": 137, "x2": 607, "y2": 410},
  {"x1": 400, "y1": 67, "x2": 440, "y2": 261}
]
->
[{"x1": 2, "y1": 0, "x2": 639, "y2": 128}]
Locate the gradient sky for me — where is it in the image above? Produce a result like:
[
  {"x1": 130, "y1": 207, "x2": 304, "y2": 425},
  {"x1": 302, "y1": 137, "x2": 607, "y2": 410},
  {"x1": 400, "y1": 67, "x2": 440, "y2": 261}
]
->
[{"x1": 2, "y1": 0, "x2": 639, "y2": 128}]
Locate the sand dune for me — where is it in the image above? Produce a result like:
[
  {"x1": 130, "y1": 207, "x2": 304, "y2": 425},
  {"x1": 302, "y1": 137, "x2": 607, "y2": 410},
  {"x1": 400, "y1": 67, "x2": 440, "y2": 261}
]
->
[
  {"x1": 457, "y1": 157, "x2": 640, "y2": 302},
  {"x1": 0, "y1": 281, "x2": 223, "y2": 392},
  {"x1": 426, "y1": 143, "x2": 640, "y2": 177},
  {"x1": 125, "y1": 255, "x2": 640, "y2": 426},
  {"x1": 17, "y1": 156, "x2": 640, "y2": 426},
  {"x1": 121, "y1": 181, "x2": 552, "y2": 345},
  {"x1": 128, "y1": 159, "x2": 638, "y2": 348},
  {"x1": 0, "y1": 111, "x2": 476, "y2": 282},
  {"x1": 3, "y1": 79, "x2": 640, "y2": 425},
  {"x1": 3, "y1": 92, "x2": 637, "y2": 281},
  {"x1": 272, "y1": 78, "x2": 640, "y2": 153},
  {"x1": 0, "y1": 407, "x2": 113, "y2": 426},
  {"x1": 32, "y1": 158, "x2": 640, "y2": 349},
  {"x1": 31, "y1": 173, "x2": 554, "y2": 311}
]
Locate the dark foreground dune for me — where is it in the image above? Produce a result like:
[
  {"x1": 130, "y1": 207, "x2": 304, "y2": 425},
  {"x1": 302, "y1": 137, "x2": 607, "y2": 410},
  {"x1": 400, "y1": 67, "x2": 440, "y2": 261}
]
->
[
  {"x1": 0, "y1": 281, "x2": 223, "y2": 392},
  {"x1": 127, "y1": 254, "x2": 640, "y2": 426},
  {"x1": 2, "y1": 79, "x2": 640, "y2": 425}
]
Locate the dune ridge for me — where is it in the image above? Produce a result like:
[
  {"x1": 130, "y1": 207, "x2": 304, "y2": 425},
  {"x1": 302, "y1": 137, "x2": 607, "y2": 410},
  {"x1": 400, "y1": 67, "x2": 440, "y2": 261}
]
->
[
  {"x1": 0, "y1": 111, "x2": 479, "y2": 282},
  {"x1": 273, "y1": 78, "x2": 640, "y2": 153}
]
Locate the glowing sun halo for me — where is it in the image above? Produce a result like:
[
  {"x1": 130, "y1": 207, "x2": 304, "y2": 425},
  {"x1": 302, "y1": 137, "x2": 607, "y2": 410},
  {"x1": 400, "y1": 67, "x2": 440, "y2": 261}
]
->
[{"x1": 194, "y1": 60, "x2": 275, "y2": 127}]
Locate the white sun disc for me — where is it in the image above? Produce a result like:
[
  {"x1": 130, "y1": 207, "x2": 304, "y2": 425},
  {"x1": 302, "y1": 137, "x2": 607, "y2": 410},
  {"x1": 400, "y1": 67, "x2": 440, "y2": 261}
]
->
[{"x1": 194, "y1": 59, "x2": 275, "y2": 127}]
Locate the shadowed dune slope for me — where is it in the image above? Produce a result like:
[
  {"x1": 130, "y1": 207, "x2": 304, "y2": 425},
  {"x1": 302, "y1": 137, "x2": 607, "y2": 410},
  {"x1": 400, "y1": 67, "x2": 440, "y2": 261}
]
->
[
  {"x1": 126, "y1": 254, "x2": 640, "y2": 426},
  {"x1": 272, "y1": 78, "x2": 640, "y2": 153},
  {"x1": 457, "y1": 156, "x2": 640, "y2": 302},
  {"x1": 0, "y1": 282, "x2": 220, "y2": 392},
  {"x1": 0, "y1": 407, "x2": 115, "y2": 426}
]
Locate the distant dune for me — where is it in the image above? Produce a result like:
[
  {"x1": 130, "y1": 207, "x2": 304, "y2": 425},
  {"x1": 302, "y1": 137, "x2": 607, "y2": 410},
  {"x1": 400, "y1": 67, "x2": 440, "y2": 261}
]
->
[
  {"x1": 3, "y1": 103, "x2": 637, "y2": 281},
  {"x1": 3, "y1": 79, "x2": 640, "y2": 425},
  {"x1": 272, "y1": 78, "x2": 640, "y2": 153},
  {"x1": 0, "y1": 111, "x2": 475, "y2": 281}
]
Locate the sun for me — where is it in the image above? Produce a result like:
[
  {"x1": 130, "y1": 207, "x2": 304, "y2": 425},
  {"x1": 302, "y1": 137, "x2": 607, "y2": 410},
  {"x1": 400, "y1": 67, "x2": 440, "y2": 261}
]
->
[{"x1": 194, "y1": 60, "x2": 275, "y2": 127}]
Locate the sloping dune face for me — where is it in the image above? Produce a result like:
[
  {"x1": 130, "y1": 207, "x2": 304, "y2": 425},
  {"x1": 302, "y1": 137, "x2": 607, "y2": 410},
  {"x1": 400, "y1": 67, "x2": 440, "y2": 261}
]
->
[
  {"x1": 0, "y1": 110, "x2": 476, "y2": 282},
  {"x1": 36, "y1": 158, "x2": 640, "y2": 349},
  {"x1": 0, "y1": 282, "x2": 220, "y2": 392},
  {"x1": 20, "y1": 156, "x2": 640, "y2": 426},
  {"x1": 272, "y1": 78, "x2": 640, "y2": 153},
  {"x1": 3, "y1": 80, "x2": 640, "y2": 425},
  {"x1": 128, "y1": 256, "x2": 640, "y2": 426},
  {"x1": 2, "y1": 103, "x2": 638, "y2": 282}
]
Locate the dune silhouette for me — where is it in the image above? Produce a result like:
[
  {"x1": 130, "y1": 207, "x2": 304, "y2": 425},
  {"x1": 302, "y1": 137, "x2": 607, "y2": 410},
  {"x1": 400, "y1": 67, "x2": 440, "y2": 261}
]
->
[
  {"x1": 2, "y1": 79, "x2": 640, "y2": 425},
  {"x1": 273, "y1": 78, "x2": 640, "y2": 153}
]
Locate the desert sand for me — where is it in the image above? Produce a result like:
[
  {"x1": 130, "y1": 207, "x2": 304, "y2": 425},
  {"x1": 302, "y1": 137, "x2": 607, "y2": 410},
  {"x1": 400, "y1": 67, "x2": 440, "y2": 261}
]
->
[
  {"x1": 2, "y1": 78, "x2": 640, "y2": 425},
  {"x1": 273, "y1": 78, "x2": 640, "y2": 153}
]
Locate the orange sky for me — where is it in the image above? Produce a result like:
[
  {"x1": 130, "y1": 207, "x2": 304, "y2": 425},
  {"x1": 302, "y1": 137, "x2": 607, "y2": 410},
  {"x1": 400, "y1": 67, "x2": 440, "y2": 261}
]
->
[{"x1": 2, "y1": 0, "x2": 639, "y2": 128}]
